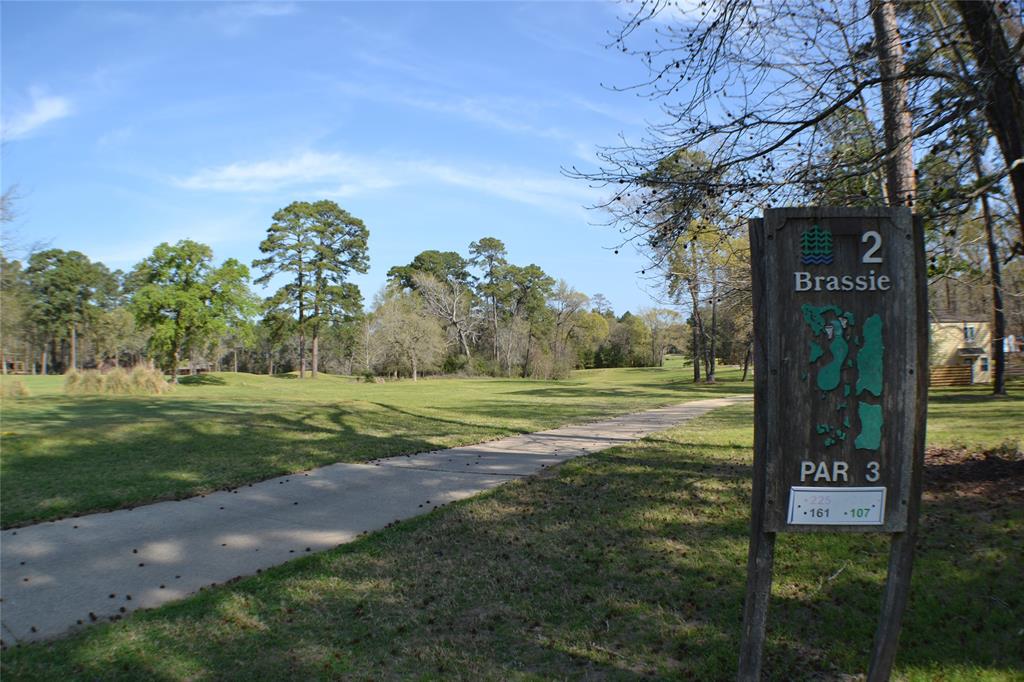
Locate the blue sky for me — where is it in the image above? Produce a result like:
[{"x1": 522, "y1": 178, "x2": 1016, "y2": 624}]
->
[{"x1": 2, "y1": 1, "x2": 671, "y2": 313}]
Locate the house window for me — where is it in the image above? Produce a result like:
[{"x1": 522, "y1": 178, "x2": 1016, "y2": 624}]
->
[
  {"x1": 981, "y1": 357, "x2": 989, "y2": 372},
  {"x1": 964, "y1": 325, "x2": 977, "y2": 342}
]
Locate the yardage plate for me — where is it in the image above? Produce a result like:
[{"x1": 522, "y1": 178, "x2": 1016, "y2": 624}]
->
[{"x1": 787, "y1": 486, "x2": 886, "y2": 525}]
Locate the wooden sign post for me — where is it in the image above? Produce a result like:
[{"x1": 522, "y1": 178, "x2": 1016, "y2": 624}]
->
[{"x1": 739, "y1": 207, "x2": 927, "y2": 681}]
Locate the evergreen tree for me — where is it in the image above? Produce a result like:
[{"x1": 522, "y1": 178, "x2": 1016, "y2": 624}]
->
[{"x1": 253, "y1": 200, "x2": 368, "y2": 378}]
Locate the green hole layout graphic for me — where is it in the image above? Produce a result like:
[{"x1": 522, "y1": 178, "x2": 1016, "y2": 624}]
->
[
  {"x1": 856, "y1": 314, "x2": 884, "y2": 397},
  {"x1": 854, "y1": 401, "x2": 883, "y2": 450},
  {"x1": 801, "y1": 303, "x2": 884, "y2": 450}
]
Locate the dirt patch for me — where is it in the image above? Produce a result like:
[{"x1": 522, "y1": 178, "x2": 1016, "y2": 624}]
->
[{"x1": 924, "y1": 445, "x2": 1024, "y2": 500}]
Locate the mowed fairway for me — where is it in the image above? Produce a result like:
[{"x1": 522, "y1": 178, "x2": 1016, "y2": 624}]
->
[
  {"x1": 1, "y1": 391, "x2": 1020, "y2": 680},
  {"x1": 0, "y1": 360, "x2": 748, "y2": 527}
]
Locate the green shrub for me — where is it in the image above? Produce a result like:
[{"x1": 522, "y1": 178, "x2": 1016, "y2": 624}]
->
[
  {"x1": 1, "y1": 378, "x2": 30, "y2": 399},
  {"x1": 442, "y1": 354, "x2": 468, "y2": 374}
]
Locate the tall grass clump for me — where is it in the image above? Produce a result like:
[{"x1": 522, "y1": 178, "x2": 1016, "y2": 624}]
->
[
  {"x1": 64, "y1": 366, "x2": 171, "y2": 396},
  {"x1": 63, "y1": 369, "x2": 83, "y2": 394},
  {"x1": 65, "y1": 368, "x2": 104, "y2": 395},
  {"x1": 1, "y1": 378, "x2": 31, "y2": 399},
  {"x1": 128, "y1": 365, "x2": 172, "y2": 395},
  {"x1": 104, "y1": 367, "x2": 131, "y2": 394},
  {"x1": 80, "y1": 370, "x2": 105, "y2": 394}
]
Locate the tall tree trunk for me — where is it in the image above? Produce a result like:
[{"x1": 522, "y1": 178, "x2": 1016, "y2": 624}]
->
[
  {"x1": 171, "y1": 345, "x2": 180, "y2": 384},
  {"x1": 872, "y1": 0, "x2": 917, "y2": 206},
  {"x1": 297, "y1": 291, "x2": 306, "y2": 379},
  {"x1": 687, "y1": 270, "x2": 704, "y2": 382},
  {"x1": 70, "y1": 323, "x2": 78, "y2": 370},
  {"x1": 491, "y1": 295, "x2": 499, "y2": 367},
  {"x1": 505, "y1": 334, "x2": 514, "y2": 377},
  {"x1": 311, "y1": 332, "x2": 319, "y2": 379},
  {"x1": 691, "y1": 319, "x2": 701, "y2": 382},
  {"x1": 361, "y1": 320, "x2": 370, "y2": 373},
  {"x1": 706, "y1": 277, "x2": 718, "y2": 383},
  {"x1": 960, "y1": 124, "x2": 1009, "y2": 396},
  {"x1": 42, "y1": 347, "x2": 48, "y2": 375},
  {"x1": 522, "y1": 321, "x2": 533, "y2": 378},
  {"x1": 742, "y1": 341, "x2": 752, "y2": 382},
  {"x1": 980, "y1": 190, "x2": 1007, "y2": 396},
  {"x1": 233, "y1": 348, "x2": 238, "y2": 373},
  {"x1": 411, "y1": 354, "x2": 418, "y2": 382},
  {"x1": 957, "y1": 0, "x2": 1024, "y2": 253}
]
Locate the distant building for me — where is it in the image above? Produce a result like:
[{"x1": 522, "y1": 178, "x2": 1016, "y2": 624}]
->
[
  {"x1": 929, "y1": 312, "x2": 1023, "y2": 385},
  {"x1": 930, "y1": 313, "x2": 992, "y2": 385}
]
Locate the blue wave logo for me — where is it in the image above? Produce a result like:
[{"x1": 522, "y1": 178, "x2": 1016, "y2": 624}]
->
[{"x1": 800, "y1": 225, "x2": 833, "y2": 266}]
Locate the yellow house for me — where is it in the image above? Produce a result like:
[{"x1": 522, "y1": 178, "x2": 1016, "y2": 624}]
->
[{"x1": 929, "y1": 313, "x2": 992, "y2": 384}]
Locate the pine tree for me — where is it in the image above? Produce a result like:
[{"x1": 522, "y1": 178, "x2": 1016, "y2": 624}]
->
[{"x1": 253, "y1": 201, "x2": 368, "y2": 378}]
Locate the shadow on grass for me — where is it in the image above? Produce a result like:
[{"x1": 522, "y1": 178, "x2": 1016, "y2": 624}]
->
[
  {"x1": 0, "y1": 388, "x2": 753, "y2": 528},
  {"x1": 507, "y1": 380, "x2": 751, "y2": 400},
  {"x1": 0, "y1": 400, "x2": 493, "y2": 528},
  {"x1": 929, "y1": 392, "x2": 1022, "y2": 405},
  {"x1": 177, "y1": 375, "x2": 227, "y2": 386}
]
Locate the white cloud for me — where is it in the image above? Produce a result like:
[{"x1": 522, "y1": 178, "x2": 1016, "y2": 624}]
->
[
  {"x1": 176, "y1": 150, "x2": 597, "y2": 216},
  {"x1": 408, "y1": 161, "x2": 594, "y2": 215},
  {"x1": 1, "y1": 88, "x2": 73, "y2": 141},
  {"x1": 89, "y1": 212, "x2": 264, "y2": 267},
  {"x1": 568, "y1": 96, "x2": 646, "y2": 127},
  {"x1": 621, "y1": 0, "x2": 705, "y2": 26},
  {"x1": 201, "y1": 2, "x2": 298, "y2": 36},
  {"x1": 174, "y1": 151, "x2": 393, "y2": 194},
  {"x1": 97, "y1": 126, "x2": 134, "y2": 147}
]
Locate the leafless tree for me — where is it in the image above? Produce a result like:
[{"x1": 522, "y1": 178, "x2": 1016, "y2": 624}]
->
[
  {"x1": 639, "y1": 307, "x2": 682, "y2": 366},
  {"x1": 412, "y1": 271, "x2": 479, "y2": 360},
  {"x1": 373, "y1": 286, "x2": 445, "y2": 381},
  {"x1": 550, "y1": 280, "x2": 589, "y2": 371},
  {"x1": 570, "y1": 0, "x2": 1023, "y2": 254}
]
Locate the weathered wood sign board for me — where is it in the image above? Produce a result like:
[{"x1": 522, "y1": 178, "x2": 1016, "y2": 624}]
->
[
  {"x1": 752, "y1": 207, "x2": 926, "y2": 532},
  {"x1": 739, "y1": 207, "x2": 927, "y2": 681}
]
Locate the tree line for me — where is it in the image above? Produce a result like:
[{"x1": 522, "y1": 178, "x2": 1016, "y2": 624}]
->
[{"x1": 0, "y1": 199, "x2": 707, "y2": 382}]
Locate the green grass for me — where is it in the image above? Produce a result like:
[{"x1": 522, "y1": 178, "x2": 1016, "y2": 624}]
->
[
  {"x1": 0, "y1": 360, "x2": 749, "y2": 527},
  {"x1": 2, "y1": 402, "x2": 1020, "y2": 681},
  {"x1": 926, "y1": 383, "x2": 1024, "y2": 450}
]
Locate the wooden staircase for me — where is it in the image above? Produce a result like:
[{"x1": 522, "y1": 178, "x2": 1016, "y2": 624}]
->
[
  {"x1": 1006, "y1": 356, "x2": 1024, "y2": 380},
  {"x1": 929, "y1": 365, "x2": 972, "y2": 387}
]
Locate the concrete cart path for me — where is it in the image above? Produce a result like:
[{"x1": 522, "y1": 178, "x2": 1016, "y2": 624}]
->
[{"x1": 0, "y1": 395, "x2": 750, "y2": 644}]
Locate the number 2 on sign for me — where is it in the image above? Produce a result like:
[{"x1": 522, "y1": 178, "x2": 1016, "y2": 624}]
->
[{"x1": 862, "y1": 231, "x2": 883, "y2": 263}]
